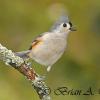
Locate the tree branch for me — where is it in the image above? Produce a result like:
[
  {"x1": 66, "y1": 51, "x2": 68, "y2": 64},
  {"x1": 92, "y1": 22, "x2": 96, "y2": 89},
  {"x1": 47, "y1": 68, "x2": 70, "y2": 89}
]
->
[{"x1": 0, "y1": 44, "x2": 51, "y2": 100}]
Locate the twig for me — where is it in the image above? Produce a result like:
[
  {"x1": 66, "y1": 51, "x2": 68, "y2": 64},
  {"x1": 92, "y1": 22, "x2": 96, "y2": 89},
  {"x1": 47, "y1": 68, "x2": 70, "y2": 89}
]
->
[{"x1": 0, "y1": 44, "x2": 51, "y2": 100}]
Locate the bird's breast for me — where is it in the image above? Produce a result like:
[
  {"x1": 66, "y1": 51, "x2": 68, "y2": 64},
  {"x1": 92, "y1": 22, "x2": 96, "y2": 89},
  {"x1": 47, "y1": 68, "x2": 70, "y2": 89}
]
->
[{"x1": 29, "y1": 36, "x2": 67, "y2": 66}]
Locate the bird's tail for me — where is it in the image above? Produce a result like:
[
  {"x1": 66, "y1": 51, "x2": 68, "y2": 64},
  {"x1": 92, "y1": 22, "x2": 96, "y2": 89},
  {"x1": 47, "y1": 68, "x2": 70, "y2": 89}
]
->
[{"x1": 15, "y1": 50, "x2": 30, "y2": 59}]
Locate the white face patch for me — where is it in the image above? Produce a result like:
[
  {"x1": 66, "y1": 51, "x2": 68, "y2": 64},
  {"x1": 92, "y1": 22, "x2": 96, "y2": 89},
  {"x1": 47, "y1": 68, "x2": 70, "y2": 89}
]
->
[
  {"x1": 54, "y1": 23, "x2": 71, "y2": 33},
  {"x1": 66, "y1": 23, "x2": 70, "y2": 30}
]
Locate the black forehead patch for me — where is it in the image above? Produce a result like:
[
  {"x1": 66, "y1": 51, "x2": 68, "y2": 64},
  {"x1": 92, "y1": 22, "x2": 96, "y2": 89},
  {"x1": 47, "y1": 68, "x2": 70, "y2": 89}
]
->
[{"x1": 69, "y1": 21, "x2": 72, "y2": 27}]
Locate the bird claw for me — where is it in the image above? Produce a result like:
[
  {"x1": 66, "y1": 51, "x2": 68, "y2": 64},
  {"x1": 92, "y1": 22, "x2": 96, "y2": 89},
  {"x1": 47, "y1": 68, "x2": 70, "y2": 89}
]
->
[{"x1": 35, "y1": 75, "x2": 46, "y2": 81}]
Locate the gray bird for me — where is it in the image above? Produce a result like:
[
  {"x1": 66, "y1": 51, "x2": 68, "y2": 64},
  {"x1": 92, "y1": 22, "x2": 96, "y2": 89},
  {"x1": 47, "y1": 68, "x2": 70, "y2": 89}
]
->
[{"x1": 15, "y1": 15, "x2": 76, "y2": 72}]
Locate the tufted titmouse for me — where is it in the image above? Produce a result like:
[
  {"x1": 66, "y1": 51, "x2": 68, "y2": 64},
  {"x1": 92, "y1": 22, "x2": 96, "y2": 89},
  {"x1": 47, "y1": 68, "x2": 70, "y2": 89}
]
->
[{"x1": 15, "y1": 15, "x2": 76, "y2": 72}]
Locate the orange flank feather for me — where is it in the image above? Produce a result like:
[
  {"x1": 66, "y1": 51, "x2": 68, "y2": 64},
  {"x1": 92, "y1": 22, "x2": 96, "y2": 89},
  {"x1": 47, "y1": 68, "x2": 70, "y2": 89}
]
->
[{"x1": 29, "y1": 36, "x2": 43, "y2": 50}]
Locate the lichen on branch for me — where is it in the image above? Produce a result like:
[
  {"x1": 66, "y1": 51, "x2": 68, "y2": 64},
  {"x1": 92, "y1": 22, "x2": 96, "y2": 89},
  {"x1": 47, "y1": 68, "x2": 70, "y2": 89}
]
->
[{"x1": 0, "y1": 44, "x2": 51, "y2": 100}]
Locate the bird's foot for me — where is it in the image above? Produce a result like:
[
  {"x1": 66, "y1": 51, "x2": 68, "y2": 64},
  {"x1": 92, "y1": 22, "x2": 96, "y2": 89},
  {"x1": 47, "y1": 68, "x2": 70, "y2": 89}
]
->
[
  {"x1": 47, "y1": 66, "x2": 52, "y2": 72},
  {"x1": 35, "y1": 74, "x2": 46, "y2": 81}
]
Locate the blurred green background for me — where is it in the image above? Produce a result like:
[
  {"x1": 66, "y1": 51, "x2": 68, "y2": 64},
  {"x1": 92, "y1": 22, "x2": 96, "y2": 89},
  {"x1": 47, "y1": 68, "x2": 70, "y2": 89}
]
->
[{"x1": 0, "y1": 0, "x2": 100, "y2": 100}]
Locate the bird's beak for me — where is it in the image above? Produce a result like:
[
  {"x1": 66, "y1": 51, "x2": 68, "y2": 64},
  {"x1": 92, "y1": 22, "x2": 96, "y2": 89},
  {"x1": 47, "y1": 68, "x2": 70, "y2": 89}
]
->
[{"x1": 69, "y1": 27, "x2": 77, "y2": 31}]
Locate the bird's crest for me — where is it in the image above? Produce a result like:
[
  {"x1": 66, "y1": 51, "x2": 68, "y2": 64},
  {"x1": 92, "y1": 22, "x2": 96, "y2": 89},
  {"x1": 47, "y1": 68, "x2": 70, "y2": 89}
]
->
[{"x1": 50, "y1": 14, "x2": 69, "y2": 31}]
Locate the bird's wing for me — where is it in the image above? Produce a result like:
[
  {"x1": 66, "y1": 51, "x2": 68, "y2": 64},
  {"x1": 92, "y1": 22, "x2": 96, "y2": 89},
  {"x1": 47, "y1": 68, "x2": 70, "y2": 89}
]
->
[
  {"x1": 15, "y1": 34, "x2": 43, "y2": 59},
  {"x1": 28, "y1": 32, "x2": 48, "y2": 50},
  {"x1": 15, "y1": 32, "x2": 48, "y2": 59}
]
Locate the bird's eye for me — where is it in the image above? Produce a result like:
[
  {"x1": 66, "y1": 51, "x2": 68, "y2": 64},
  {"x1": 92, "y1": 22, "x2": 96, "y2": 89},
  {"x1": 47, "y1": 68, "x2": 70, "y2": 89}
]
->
[{"x1": 63, "y1": 23, "x2": 67, "y2": 27}]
